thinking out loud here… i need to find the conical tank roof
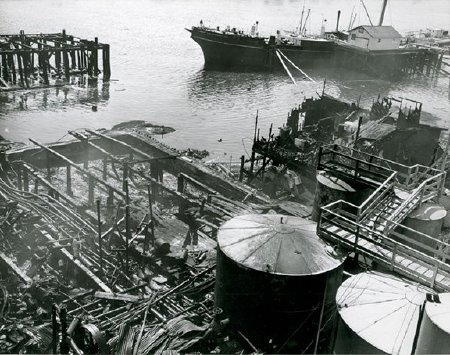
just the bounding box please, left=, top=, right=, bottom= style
left=336, top=271, right=432, bottom=355
left=217, top=214, right=344, bottom=275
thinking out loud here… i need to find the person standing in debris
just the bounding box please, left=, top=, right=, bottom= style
left=182, top=203, right=204, bottom=249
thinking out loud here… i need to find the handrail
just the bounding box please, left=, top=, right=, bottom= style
left=388, top=172, right=445, bottom=228
left=358, top=171, right=397, bottom=219
left=321, top=144, right=443, bottom=188
left=321, top=207, right=450, bottom=274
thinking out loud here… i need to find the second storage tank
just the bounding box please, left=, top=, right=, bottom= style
left=215, top=214, right=345, bottom=353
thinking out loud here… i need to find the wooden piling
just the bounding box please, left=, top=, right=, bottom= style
left=22, top=52, right=30, bottom=88
left=1, top=50, right=8, bottom=82
left=51, top=304, right=59, bottom=354
left=96, top=199, right=104, bottom=275
left=88, top=175, right=94, bottom=206
left=70, top=41, right=76, bottom=69
left=122, top=162, right=128, bottom=192
left=55, top=42, right=61, bottom=72
left=1, top=31, right=110, bottom=89
left=102, top=156, right=108, bottom=180
left=41, top=52, right=49, bottom=85
left=124, top=178, right=131, bottom=272
left=17, top=52, right=24, bottom=87
left=66, top=164, right=72, bottom=195
left=7, top=53, right=16, bottom=84
left=102, top=43, right=111, bottom=80
left=60, top=306, right=69, bottom=354
left=239, top=155, right=245, bottom=182
left=93, top=37, right=99, bottom=77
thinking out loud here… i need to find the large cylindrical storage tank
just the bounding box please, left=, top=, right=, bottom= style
left=312, top=171, right=358, bottom=221
left=334, top=271, right=430, bottom=354
left=215, top=214, right=345, bottom=353
left=415, top=293, right=450, bottom=354
left=398, top=203, right=447, bottom=255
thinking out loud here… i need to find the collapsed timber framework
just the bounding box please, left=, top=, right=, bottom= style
left=0, top=130, right=315, bottom=353
left=0, top=30, right=110, bottom=91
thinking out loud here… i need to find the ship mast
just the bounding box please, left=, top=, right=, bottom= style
left=297, top=1, right=305, bottom=35
left=378, top=0, right=388, bottom=26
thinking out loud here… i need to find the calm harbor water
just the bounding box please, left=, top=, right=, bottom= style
left=0, top=0, right=449, bottom=161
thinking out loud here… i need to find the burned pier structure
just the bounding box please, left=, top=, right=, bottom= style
left=0, top=130, right=316, bottom=353
left=0, top=30, right=110, bottom=91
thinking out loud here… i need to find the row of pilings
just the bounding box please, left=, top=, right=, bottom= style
left=0, top=30, right=110, bottom=89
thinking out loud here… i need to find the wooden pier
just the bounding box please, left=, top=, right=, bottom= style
left=0, top=30, right=110, bottom=91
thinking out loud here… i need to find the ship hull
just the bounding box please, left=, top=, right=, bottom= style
left=189, top=28, right=269, bottom=70
left=188, top=26, right=429, bottom=79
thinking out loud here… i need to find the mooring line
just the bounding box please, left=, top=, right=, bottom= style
left=275, top=50, right=297, bottom=85
left=277, top=49, right=315, bottom=82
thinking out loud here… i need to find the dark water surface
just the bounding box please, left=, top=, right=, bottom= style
left=0, top=0, right=449, bottom=161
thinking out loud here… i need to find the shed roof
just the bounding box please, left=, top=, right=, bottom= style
left=351, top=25, right=402, bottom=39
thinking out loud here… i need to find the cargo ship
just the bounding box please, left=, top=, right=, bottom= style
left=187, top=1, right=443, bottom=78
left=186, top=22, right=334, bottom=71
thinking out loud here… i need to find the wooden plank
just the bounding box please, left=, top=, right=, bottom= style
left=0, top=251, right=32, bottom=284
left=38, top=228, right=112, bottom=293
left=94, top=291, right=142, bottom=303
left=85, top=129, right=176, bottom=162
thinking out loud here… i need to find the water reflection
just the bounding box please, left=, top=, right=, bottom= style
left=0, top=79, right=110, bottom=117
left=187, top=69, right=277, bottom=104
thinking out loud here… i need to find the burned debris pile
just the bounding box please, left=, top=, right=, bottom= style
left=0, top=129, right=310, bottom=353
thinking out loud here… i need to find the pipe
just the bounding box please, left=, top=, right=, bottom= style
left=378, top=0, right=388, bottom=26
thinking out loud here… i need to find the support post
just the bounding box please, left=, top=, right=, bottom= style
left=96, top=199, right=104, bottom=275
left=55, top=42, right=61, bottom=72
left=102, top=156, right=108, bottom=181
left=239, top=155, right=245, bottom=182
left=88, top=175, right=94, bottom=206
left=17, top=52, right=24, bottom=87
left=124, top=178, right=131, bottom=272
left=122, top=162, right=128, bottom=192
left=60, top=306, right=69, bottom=354
left=145, top=184, right=154, bottom=252
left=102, top=43, right=111, bottom=81
left=41, top=52, right=49, bottom=85
left=46, top=151, right=51, bottom=179
left=66, top=164, right=72, bottom=195
left=93, top=37, right=99, bottom=77
left=51, top=304, right=59, bottom=354
left=106, top=187, right=114, bottom=216
left=83, top=140, right=89, bottom=169
left=62, top=29, right=70, bottom=81
left=8, top=53, right=16, bottom=84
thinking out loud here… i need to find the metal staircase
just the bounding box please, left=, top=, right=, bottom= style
left=317, top=144, right=450, bottom=291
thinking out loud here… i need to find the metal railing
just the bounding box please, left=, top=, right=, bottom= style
left=318, top=144, right=443, bottom=189
left=317, top=144, right=449, bottom=289
left=320, top=204, right=450, bottom=290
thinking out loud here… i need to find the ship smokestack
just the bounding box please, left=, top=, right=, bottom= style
left=378, top=0, right=388, bottom=26
left=336, top=10, right=341, bottom=32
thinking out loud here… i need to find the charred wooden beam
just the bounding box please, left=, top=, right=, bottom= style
left=0, top=251, right=32, bottom=284
left=85, top=129, right=177, bottom=162
left=28, top=138, right=125, bottom=201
